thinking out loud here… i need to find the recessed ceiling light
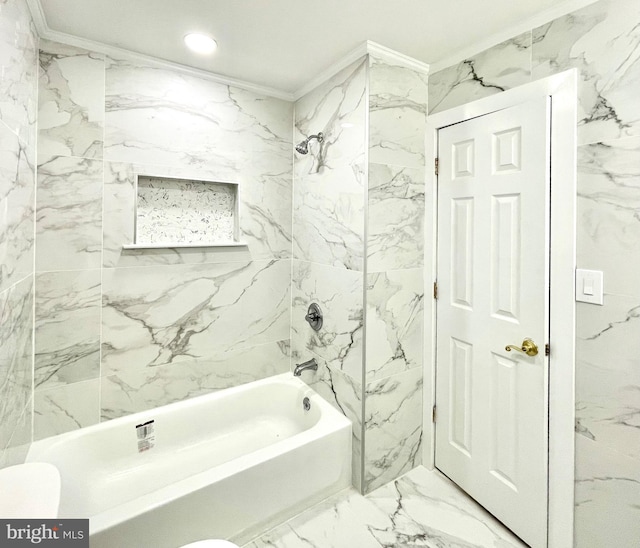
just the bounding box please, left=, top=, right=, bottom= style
left=184, top=33, right=218, bottom=55
left=341, top=122, right=355, bottom=129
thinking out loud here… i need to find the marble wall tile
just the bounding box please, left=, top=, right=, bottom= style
left=35, top=156, right=103, bottom=271
left=0, top=0, right=38, bottom=149
left=364, top=367, right=422, bottom=493
left=240, top=175, right=292, bottom=260
left=293, top=163, right=365, bottom=270
left=291, top=260, right=363, bottom=382
left=367, top=164, right=424, bottom=272
left=532, top=0, right=640, bottom=145
left=102, top=259, right=290, bottom=374
left=0, top=399, right=31, bottom=468
left=34, top=379, right=100, bottom=441
left=429, top=32, right=532, bottom=115
left=575, top=296, right=640, bottom=461
left=35, top=270, right=101, bottom=390
left=104, top=57, right=292, bottom=179
left=302, top=354, right=364, bottom=491
left=574, top=434, right=640, bottom=548
left=0, top=121, right=35, bottom=293
left=369, top=56, right=428, bottom=168
left=294, top=58, right=367, bottom=178
left=38, top=40, right=105, bottom=164
left=577, top=137, right=640, bottom=298
left=0, top=277, right=33, bottom=452
left=366, top=269, right=423, bottom=381
left=101, top=339, right=290, bottom=420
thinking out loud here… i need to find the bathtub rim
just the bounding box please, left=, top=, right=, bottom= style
left=26, top=372, right=352, bottom=535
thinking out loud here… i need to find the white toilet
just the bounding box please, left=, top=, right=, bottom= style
left=180, top=541, right=239, bottom=548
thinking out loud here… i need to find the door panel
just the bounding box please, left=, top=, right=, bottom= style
left=435, top=98, right=551, bottom=548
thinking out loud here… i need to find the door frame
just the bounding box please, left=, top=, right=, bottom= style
left=423, top=69, right=577, bottom=548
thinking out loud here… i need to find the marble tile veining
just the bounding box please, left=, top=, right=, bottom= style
left=366, top=269, right=423, bottom=381
left=0, top=277, right=34, bottom=452
left=576, top=296, right=640, bottom=461
left=246, top=491, right=380, bottom=548
left=428, top=32, right=532, bottom=115
left=364, top=368, right=423, bottom=493
left=574, top=434, right=640, bottom=548
left=369, top=56, right=428, bottom=168
left=293, top=163, right=365, bottom=270
left=0, top=121, right=35, bottom=293
left=293, top=58, right=366, bottom=271
left=101, top=339, right=290, bottom=420
left=302, top=354, right=363, bottom=492
left=295, top=58, right=367, bottom=178
left=239, top=175, right=292, bottom=260
left=246, top=466, right=526, bottom=548
left=0, top=0, right=38, bottom=148
left=532, top=0, right=640, bottom=145
left=34, top=379, right=100, bottom=441
left=0, top=399, right=31, bottom=468
left=38, top=40, right=105, bottom=163
left=577, top=137, right=640, bottom=298
left=291, top=260, right=363, bottom=382
left=367, top=164, right=424, bottom=272
left=105, top=57, right=291, bottom=179
left=35, top=270, right=101, bottom=390
left=102, top=259, right=290, bottom=374
left=35, top=156, right=103, bottom=271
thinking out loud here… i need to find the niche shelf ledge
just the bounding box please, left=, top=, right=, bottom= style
left=123, top=241, right=248, bottom=250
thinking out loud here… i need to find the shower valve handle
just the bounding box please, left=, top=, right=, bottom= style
left=304, top=303, right=323, bottom=331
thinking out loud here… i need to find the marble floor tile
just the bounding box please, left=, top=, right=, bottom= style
left=245, top=467, right=526, bottom=548
left=245, top=490, right=381, bottom=548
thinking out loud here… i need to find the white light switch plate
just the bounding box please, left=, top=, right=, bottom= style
left=576, top=269, right=604, bottom=305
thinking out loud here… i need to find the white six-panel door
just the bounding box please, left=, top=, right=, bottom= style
left=435, top=98, right=551, bottom=548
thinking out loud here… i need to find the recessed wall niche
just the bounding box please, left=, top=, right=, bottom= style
left=124, top=175, right=244, bottom=249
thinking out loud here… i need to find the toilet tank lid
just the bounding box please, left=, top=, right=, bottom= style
left=0, top=463, right=61, bottom=519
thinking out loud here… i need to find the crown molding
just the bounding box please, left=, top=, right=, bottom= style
left=25, top=0, right=48, bottom=36
left=24, top=0, right=295, bottom=101
left=292, top=42, right=370, bottom=101
left=365, top=41, right=430, bottom=76
left=429, top=0, right=599, bottom=73
left=292, top=41, right=429, bottom=101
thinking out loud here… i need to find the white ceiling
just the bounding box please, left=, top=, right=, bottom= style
left=33, top=0, right=594, bottom=97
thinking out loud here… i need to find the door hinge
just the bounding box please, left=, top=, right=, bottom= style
left=432, top=404, right=437, bottom=423
left=545, top=343, right=550, bottom=356
left=433, top=281, right=438, bottom=299
left=434, top=157, right=439, bottom=176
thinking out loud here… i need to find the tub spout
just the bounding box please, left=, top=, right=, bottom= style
left=294, top=358, right=318, bottom=376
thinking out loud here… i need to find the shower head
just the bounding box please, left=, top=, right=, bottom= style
left=295, top=132, right=324, bottom=155
left=295, top=141, right=309, bottom=155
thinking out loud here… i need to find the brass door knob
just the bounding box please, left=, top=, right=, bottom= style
left=505, top=338, right=538, bottom=357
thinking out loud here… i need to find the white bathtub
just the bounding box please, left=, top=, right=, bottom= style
left=27, top=373, right=352, bottom=547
